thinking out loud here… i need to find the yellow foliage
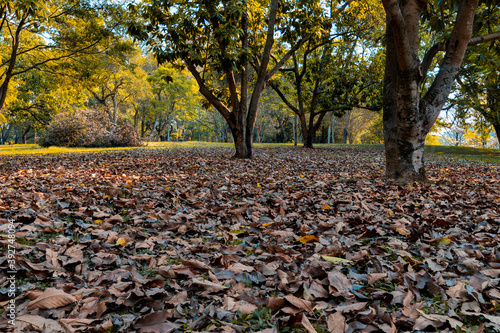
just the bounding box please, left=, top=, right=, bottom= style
left=296, top=235, right=319, bottom=244
left=116, top=238, right=127, bottom=246
left=425, top=135, right=441, bottom=146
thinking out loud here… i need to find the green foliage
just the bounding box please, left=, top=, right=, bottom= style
left=232, top=306, right=274, bottom=331
left=359, top=114, right=384, bottom=144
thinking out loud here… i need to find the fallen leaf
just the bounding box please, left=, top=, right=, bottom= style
left=27, top=288, right=77, bottom=310
left=297, top=235, right=319, bottom=244
left=321, top=255, right=353, bottom=264
left=327, top=312, right=346, bottom=333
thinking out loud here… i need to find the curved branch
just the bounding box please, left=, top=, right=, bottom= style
left=268, top=80, right=300, bottom=115
left=421, top=31, right=500, bottom=85
left=185, top=60, right=233, bottom=126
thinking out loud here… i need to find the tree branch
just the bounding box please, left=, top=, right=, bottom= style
left=382, top=0, right=412, bottom=71
left=268, top=80, right=300, bottom=115
left=12, top=38, right=103, bottom=76
left=420, top=31, right=500, bottom=85
left=267, top=36, right=309, bottom=79
left=185, top=60, right=233, bottom=126
left=421, top=0, right=480, bottom=132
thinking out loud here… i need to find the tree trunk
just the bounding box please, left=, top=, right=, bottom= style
left=494, top=124, right=500, bottom=147
left=382, top=0, right=480, bottom=181
left=331, top=115, right=336, bottom=144
left=383, top=20, right=428, bottom=181
left=342, top=110, right=350, bottom=144
left=141, top=113, right=146, bottom=138
left=298, top=114, right=311, bottom=148
left=0, top=18, right=26, bottom=111
left=112, top=95, right=118, bottom=125
left=148, top=114, right=159, bottom=142
left=22, top=124, right=32, bottom=144
left=166, top=115, right=171, bottom=141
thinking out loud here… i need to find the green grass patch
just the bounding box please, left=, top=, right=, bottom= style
left=0, top=143, right=498, bottom=164
left=425, top=145, right=500, bottom=164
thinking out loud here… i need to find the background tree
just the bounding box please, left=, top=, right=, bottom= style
left=5, top=69, right=86, bottom=143
left=453, top=49, right=500, bottom=144
left=0, top=0, right=114, bottom=112
left=131, top=0, right=337, bottom=158
left=269, top=1, right=384, bottom=148
left=146, top=64, right=199, bottom=142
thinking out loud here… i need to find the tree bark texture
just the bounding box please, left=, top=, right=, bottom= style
left=382, top=0, right=480, bottom=181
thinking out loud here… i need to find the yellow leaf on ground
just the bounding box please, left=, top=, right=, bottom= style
left=296, top=235, right=319, bottom=244
left=322, top=204, right=330, bottom=210
left=439, top=237, right=451, bottom=245
left=395, top=228, right=409, bottom=236
left=321, top=255, right=353, bottom=264
left=116, top=238, right=127, bottom=246
left=262, top=222, right=274, bottom=227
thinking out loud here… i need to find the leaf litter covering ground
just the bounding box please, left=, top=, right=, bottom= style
left=0, top=146, right=499, bottom=333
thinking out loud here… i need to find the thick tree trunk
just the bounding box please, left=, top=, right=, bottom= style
left=166, top=115, right=171, bottom=141
left=383, top=22, right=427, bottom=181
left=494, top=124, right=500, bottom=147
left=298, top=114, right=311, bottom=148
left=112, top=95, right=118, bottom=125
left=141, top=114, right=146, bottom=138
left=229, top=125, right=249, bottom=158
left=382, top=0, right=480, bottom=181
left=0, top=18, right=26, bottom=111
left=304, top=131, right=314, bottom=148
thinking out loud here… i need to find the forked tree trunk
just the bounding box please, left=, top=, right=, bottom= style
left=494, top=124, right=500, bottom=147
left=383, top=20, right=427, bottom=180
left=382, top=0, right=482, bottom=181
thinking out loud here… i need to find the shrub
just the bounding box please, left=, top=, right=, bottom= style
left=39, top=110, right=142, bottom=148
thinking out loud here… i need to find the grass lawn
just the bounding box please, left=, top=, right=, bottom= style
left=1, top=142, right=499, bottom=164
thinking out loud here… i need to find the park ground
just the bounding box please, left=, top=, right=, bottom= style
left=0, top=143, right=499, bottom=332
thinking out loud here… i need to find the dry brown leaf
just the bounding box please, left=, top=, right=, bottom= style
left=182, top=259, right=211, bottom=270
left=15, top=314, right=65, bottom=332
left=27, top=288, right=77, bottom=310
left=328, top=271, right=352, bottom=293
left=134, top=310, right=179, bottom=333
left=308, top=281, right=329, bottom=299
left=327, top=312, right=346, bottom=333
left=191, top=278, right=228, bottom=293
left=414, top=312, right=463, bottom=330
left=105, top=214, right=123, bottom=223
left=334, top=302, right=367, bottom=313
left=367, top=273, right=388, bottom=285
left=284, top=295, right=314, bottom=313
